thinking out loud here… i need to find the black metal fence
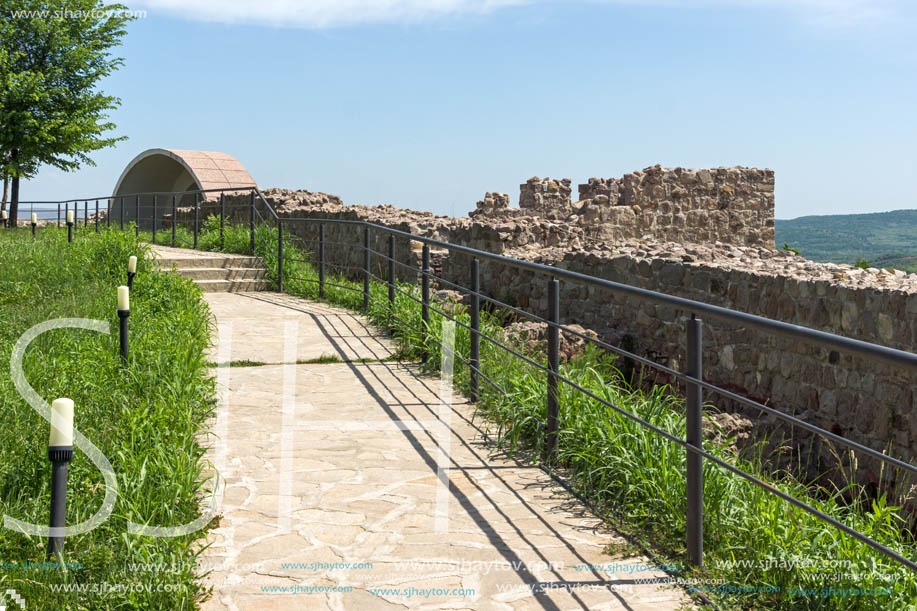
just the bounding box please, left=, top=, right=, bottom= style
left=11, top=188, right=917, bottom=574
left=17, top=188, right=267, bottom=251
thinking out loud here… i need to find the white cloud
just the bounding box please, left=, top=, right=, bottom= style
left=136, top=0, right=530, bottom=28
left=135, top=0, right=903, bottom=29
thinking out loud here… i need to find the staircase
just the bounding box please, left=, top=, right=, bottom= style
left=151, top=246, right=269, bottom=292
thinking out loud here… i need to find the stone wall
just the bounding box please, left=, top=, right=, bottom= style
left=472, top=165, right=775, bottom=248
left=575, top=165, right=775, bottom=246
left=518, top=177, right=574, bottom=219
left=211, top=168, right=914, bottom=494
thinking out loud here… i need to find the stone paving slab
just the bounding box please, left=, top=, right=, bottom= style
left=198, top=292, right=692, bottom=610
left=203, top=292, right=395, bottom=364
left=151, top=244, right=257, bottom=261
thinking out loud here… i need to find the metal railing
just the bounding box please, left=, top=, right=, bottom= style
left=11, top=188, right=917, bottom=574
left=17, top=187, right=271, bottom=254
left=259, top=206, right=917, bottom=574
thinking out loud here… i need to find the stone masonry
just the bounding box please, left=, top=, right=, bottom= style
left=462, top=166, right=774, bottom=247
left=201, top=166, right=914, bottom=497
left=518, top=177, right=574, bottom=219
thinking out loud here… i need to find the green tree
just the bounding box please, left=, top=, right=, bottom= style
left=0, top=1, right=133, bottom=224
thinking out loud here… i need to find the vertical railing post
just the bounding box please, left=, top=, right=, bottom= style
left=171, top=195, right=177, bottom=247
left=152, top=196, right=157, bottom=244
left=57, top=204, right=61, bottom=227
left=95, top=200, right=99, bottom=233
left=363, top=226, right=370, bottom=310
left=119, top=197, right=124, bottom=231
left=545, top=278, right=560, bottom=460
left=249, top=191, right=255, bottom=256
left=107, top=198, right=111, bottom=228
left=277, top=220, right=284, bottom=292
left=84, top=201, right=88, bottom=227
left=686, top=315, right=704, bottom=568
left=421, top=244, right=430, bottom=364
left=219, top=192, right=225, bottom=250
left=388, top=235, right=395, bottom=307
left=193, top=194, right=199, bottom=249
left=318, top=224, right=325, bottom=298
left=135, top=196, right=140, bottom=237
left=469, top=258, right=480, bottom=402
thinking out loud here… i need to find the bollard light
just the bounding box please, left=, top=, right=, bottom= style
left=118, top=286, right=130, bottom=365
left=127, top=256, right=137, bottom=290
left=66, top=209, right=74, bottom=243
left=31, top=213, right=37, bottom=238
left=47, top=398, right=74, bottom=560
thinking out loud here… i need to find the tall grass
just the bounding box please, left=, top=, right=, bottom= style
left=0, top=226, right=214, bottom=608
left=140, top=216, right=256, bottom=255
left=225, top=223, right=917, bottom=610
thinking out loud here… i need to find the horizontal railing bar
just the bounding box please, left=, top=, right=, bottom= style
left=280, top=216, right=365, bottom=226
left=375, top=274, right=558, bottom=381
left=322, top=261, right=360, bottom=272
left=559, top=371, right=917, bottom=572
left=283, top=257, right=360, bottom=274
left=285, top=277, right=361, bottom=294
left=366, top=246, right=392, bottom=261
left=374, top=261, right=917, bottom=475
left=366, top=270, right=510, bottom=392
left=362, top=292, right=508, bottom=396
left=18, top=186, right=258, bottom=204
left=693, top=378, right=917, bottom=474
left=287, top=238, right=360, bottom=249
left=365, top=225, right=917, bottom=370
left=542, top=322, right=917, bottom=475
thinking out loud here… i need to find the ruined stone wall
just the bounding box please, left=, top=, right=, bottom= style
left=210, top=172, right=914, bottom=490
left=472, top=166, right=775, bottom=248
left=518, top=177, right=573, bottom=219
left=481, top=242, right=915, bottom=487
left=575, top=165, right=775, bottom=247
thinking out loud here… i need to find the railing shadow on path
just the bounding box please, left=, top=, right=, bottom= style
left=236, top=291, right=676, bottom=609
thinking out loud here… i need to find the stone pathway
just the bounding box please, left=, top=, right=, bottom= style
left=196, top=290, right=693, bottom=610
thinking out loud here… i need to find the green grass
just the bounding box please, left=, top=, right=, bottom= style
left=0, top=226, right=215, bottom=609
left=237, top=224, right=917, bottom=610
left=140, top=216, right=255, bottom=255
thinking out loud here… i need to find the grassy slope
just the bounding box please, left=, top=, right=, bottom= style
left=200, top=219, right=917, bottom=610
left=774, top=209, right=917, bottom=267
left=0, top=227, right=214, bottom=609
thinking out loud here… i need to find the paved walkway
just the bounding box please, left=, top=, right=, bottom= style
left=197, top=290, right=692, bottom=610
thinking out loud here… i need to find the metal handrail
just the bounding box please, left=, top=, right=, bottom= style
left=270, top=217, right=917, bottom=573
left=15, top=190, right=916, bottom=575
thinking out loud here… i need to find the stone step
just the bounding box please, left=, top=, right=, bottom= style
left=195, top=279, right=271, bottom=293
left=176, top=267, right=266, bottom=281
left=155, top=256, right=263, bottom=270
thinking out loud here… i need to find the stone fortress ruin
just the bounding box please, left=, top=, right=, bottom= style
left=205, top=164, right=913, bottom=496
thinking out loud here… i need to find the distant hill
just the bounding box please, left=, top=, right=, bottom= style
left=774, top=209, right=917, bottom=270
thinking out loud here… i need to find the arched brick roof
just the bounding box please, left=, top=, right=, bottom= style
left=112, top=148, right=257, bottom=202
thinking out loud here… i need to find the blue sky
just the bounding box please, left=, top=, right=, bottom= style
left=23, top=0, right=917, bottom=219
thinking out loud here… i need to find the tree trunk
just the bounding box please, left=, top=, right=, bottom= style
left=1, top=174, right=7, bottom=213
left=10, top=176, right=19, bottom=226
left=9, top=149, right=19, bottom=225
